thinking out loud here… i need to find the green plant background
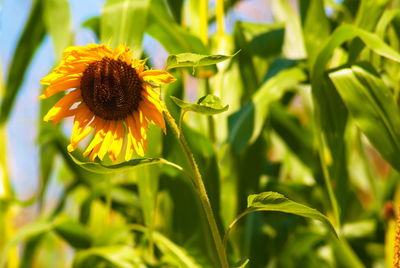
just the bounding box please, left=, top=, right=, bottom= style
left=1, top=0, right=400, bottom=267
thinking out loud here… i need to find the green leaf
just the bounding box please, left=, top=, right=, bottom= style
left=0, top=0, right=46, bottom=124
left=0, top=220, right=53, bottom=267
left=82, top=17, right=100, bottom=39
left=170, top=95, right=229, bottom=115
left=101, top=0, right=151, bottom=56
left=310, top=23, right=400, bottom=220
left=302, top=0, right=330, bottom=68
left=269, top=103, right=317, bottom=172
left=232, top=258, right=250, bottom=268
left=131, top=224, right=202, bottom=267
left=0, top=217, right=92, bottom=266
left=312, top=25, right=400, bottom=81
left=271, top=0, right=307, bottom=59
left=228, top=66, right=305, bottom=153
left=43, top=0, right=72, bottom=58
left=53, top=219, right=92, bottom=249
left=247, top=192, right=337, bottom=237
left=147, top=0, right=207, bottom=54
left=329, top=64, right=400, bottom=171
left=73, top=246, right=143, bottom=268
left=166, top=53, right=236, bottom=70
left=68, top=153, right=165, bottom=174
left=354, top=0, right=389, bottom=31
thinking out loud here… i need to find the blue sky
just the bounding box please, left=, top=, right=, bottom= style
left=1, top=0, right=105, bottom=198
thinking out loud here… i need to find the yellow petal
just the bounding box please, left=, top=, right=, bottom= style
left=69, top=108, right=95, bottom=151
left=98, top=120, right=116, bottom=161
left=108, top=121, right=124, bottom=162
left=139, top=70, right=176, bottom=84
left=40, top=77, right=81, bottom=99
left=83, top=119, right=108, bottom=157
left=43, top=90, right=82, bottom=122
left=126, top=115, right=145, bottom=157
left=140, top=100, right=166, bottom=133
left=89, top=143, right=102, bottom=162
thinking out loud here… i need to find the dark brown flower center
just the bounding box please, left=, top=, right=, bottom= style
left=80, top=57, right=142, bottom=120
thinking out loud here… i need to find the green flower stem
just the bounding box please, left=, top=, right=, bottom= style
left=164, top=109, right=229, bottom=268
left=204, top=78, right=216, bottom=144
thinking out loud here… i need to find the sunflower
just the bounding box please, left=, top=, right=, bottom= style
left=40, top=44, right=176, bottom=162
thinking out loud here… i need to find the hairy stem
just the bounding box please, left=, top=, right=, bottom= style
left=164, top=109, right=229, bottom=268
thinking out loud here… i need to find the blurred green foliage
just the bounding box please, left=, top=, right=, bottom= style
left=1, top=0, right=400, bottom=267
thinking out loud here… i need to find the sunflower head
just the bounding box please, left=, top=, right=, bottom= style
left=40, top=44, right=176, bottom=162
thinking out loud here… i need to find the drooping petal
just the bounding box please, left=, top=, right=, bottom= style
left=140, top=99, right=166, bottom=133
left=40, top=77, right=81, bottom=99
left=44, top=90, right=82, bottom=122
left=68, top=107, right=95, bottom=152
left=108, top=121, right=124, bottom=162
left=141, top=86, right=165, bottom=112
left=125, top=115, right=145, bottom=157
left=98, top=120, right=116, bottom=161
left=83, top=119, right=109, bottom=158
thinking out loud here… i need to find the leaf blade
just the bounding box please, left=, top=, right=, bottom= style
left=247, top=192, right=337, bottom=237
left=166, top=53, right=236, bottom=70
left=171, top=95, right=229, bottom=115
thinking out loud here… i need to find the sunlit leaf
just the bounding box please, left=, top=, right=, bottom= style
left=329, top=64, right=400, bottom=171
left=166, top=53, right=236, bottom=70
left=302, top=0, right=330, bottom=68
left=43, top=0, right=72, bottom=58
left=171, top=95, right=229, bottom=115
left=73, top=246, right=143, bottom=268
left=247, top=192, right=337, bottom=237
left=101, top=0, right=151, bottom=56
left=228, top=67, right=305, bottom=153
left=147, top=0, right=207, bottom=54
left=82, top=17, right=100, bottom=39
left=271, top=0, right=307, bottom=59
left=232, top=258, right=250, bottom=268
left=69, top=153, right=167, bottom=174
left=0, top=220, right=53, bottom=267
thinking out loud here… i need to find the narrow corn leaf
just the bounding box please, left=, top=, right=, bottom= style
left=171, top=95, right=229, bottom=115
left=166, top=53, right=236, bottom=70
left=101, top=0, right=151, bottom=56
left=73, top=246, right=143, bottom=268
left=232, top=258, right=250, bottom=268
left=302, top=0, right=330, bottom=68
left=354, top=0, right=389, bottom=31
left=0, top=217, right=92, bottom=266
left=0, top=0, right=45, bottom=124
left=0, top=220, right=53, bottom=267
left=135, top=125, right=162, bottom=253
left=228, top=67, right=305, bottom=153
left=313, top=25, right=400, bottom=80
left=271, top=0, right=307, bottom=59
left=43, top=0, right=72, bottom=58
left=82, top=17, right=100, bottom=40
left=329, top=65, right=400, bottom=171
left=147, top=0, right=207, bottom=54
left=132, top=224, right=201, bottom=267
left=311, top=24, right=400, bottom=217
left=53, top=219, right=92, bottom=249
left=247, top=192, right=337, bottom=237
